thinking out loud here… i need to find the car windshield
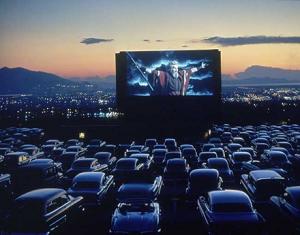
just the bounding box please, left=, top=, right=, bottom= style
left=73, top=181, right=99, bottom=189
left=212, top=203, right=252, bottom=213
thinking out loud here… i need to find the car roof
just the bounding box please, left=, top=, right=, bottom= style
left=116, top=158, right=138, bottom=170
left=190, top=169, right=219, bottom=180
left=18, top=162, right=53, bottom=171
left=74, top=158, right=96, bottom=163
left=249, top=170, right=284, bottom=181
left=6, top=151, right=28, bottom=157
left=95, top=152, right=111, bottom=157
left=29, top=159, right=54, bottom=165
left=117, top=183, right=155, bottom=202
left=209, top=190, right=252, bottom=206
left=16, top=188, right=66, bottom=204
left=73, top=172, right=105, bottom=183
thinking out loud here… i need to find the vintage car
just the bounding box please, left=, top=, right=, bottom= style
left=41, top=144, right=57, bottom=157
left=272, top=137, right=288, bottom=146
left=124, top=149, right=140, bottom=157
left=209, top=147, right=225, bottom=158
left=153, top=144, right=167, bottom=150
left=180, top=144, right=194, bottom=151
left=208, top=138, right=223, bottom=148
left=65, top=139, right=83, bottom=148
left=253, top=143, right=270, bottom=158
left=186, top=169, right=222, bottom=200
left=260, top=150, right=292, bottom=172
left=232, top=137, right=245, bottom=146
left=63, top=158, right=108, bottom=186
left=270, top=186, right=300, bottom=232
left=68, top=172, right=114, bottom=206
left=238, top=147, right=256, bottom=159
left=29, top=158, right=63, bottom=172
left=94, top=152, right=117, bottom=171
left=88, top=139, right=106, bottom=147
left=161, top=159, right=189, bottom=198
left=182, top=147, right=198, bottom=169
left=152, top=149, right=167, bottom=172
left=111, top=158, right=143, bottom=185
left=145, top=138, right=158, bottom=151
left=1, top=152, right=30, bottom=174
left=22, top=146, right=44, bottom=159
left=50, top=147, right=66, bottom=161
left=269, top=147, right=291, bottom=158
left=163, top=151, right=182, bottom=165
left=116, top=144, right=134, bottom=158
left=164, top=138, right=178, bottom=151
left=198, top=190, right=265, bottom=234
left=239, top=132, right=251, bottom=145
left=14, top=159, right=63, bottom=194
left=117, top=177, right=162, bottom=202
left=128, top=144, right=144, bottom=152
left=19, top=144, right=37, bottom=150
left=5, top=188, right=83, bottom=233
left=202, top=158, right=235, bottom=186
left=241, top=170, right=285, bottom=204
left=44, top=139, right=64, bottom=147
left=102, top=144, right=117, bottom=155
left=110, top=182, right=161, bottom=234
left=198, top=152, right=218, bottom=165
left=85, top=145, right=102, bottom=157
left=65, top=146, right=86, bottom=156
left=277, top=141, right=294, bottom=154
left=220, top=132, right=233, bottom=144
left=224, top=143, right=242, bottom=157
left=129, top=153, right=152, bottom=169
left=201, top=143, right=215, bottom=152
left=229, top=151, right=252, bottom=177
left=57, top=152, right=81, bottom=173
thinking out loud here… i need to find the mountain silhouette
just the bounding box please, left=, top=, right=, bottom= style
left=223, top=65, right=300, bottom=85
left=0, top=67, right=76, bottom=94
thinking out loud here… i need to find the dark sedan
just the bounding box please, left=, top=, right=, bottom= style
left=198, top=190, right=265, bottom=234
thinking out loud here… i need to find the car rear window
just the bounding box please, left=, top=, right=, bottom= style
left=212, top=203, right=252, bottom=213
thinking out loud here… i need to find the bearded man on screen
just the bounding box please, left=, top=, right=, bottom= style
left=144, top=60, right=207, bottom=96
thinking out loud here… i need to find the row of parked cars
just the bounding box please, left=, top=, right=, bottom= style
left=0, top=124, right=300, bottom=234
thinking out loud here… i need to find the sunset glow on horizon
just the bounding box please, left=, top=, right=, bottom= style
left=1, top=0, right=300, bottom=78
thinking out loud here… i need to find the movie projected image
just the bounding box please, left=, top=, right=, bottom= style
left=125, top=50, right=219, bottom=96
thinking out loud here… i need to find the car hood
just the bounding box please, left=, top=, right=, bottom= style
left=112, top=211, right=159, bottom=233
